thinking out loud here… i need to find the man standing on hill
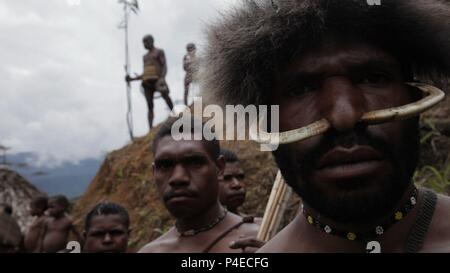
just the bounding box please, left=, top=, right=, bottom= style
left=183, top=43, right=197, bottom=105
left=126, top=35, right=174, bottom=130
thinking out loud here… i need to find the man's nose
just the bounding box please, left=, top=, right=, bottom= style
left=103, top=233, right=113, bottom=244
left=168, top=164, right=190, bottom=187
left=230, top=178, right=242, bottom=190
left=321, top=77, right=366, bottom=132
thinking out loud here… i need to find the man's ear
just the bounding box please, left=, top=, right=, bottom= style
left=216, top=155, right=225, bottom=176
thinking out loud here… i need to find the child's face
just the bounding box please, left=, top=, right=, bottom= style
left=47, top=199, right=65, bottom=217
left=83, top=215, right=129, bottom=253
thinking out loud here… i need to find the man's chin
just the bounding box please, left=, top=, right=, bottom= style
left=226, top=196, right=245, bottom=209
left=166, top=204, right=198, bottom=219
left=297, top=177, right=408, bottom=223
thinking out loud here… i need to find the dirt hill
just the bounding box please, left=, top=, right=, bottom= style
left=71, top=133, right=278, bottom=250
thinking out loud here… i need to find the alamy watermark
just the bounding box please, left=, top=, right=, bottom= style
left=366, top=0, right=381, bottom=6
left=169, top=98, right=280, bottom=152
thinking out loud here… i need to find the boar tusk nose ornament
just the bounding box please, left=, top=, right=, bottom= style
left=250, top=83, right=445, bottom=145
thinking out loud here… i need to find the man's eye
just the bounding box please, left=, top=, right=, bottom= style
left=360, top=72, right=391, bottom=86
left=185, top=156, right=206, bottom=168
left=288, top=83, right=316, bottom=97
left=236, top=174, right=245, bottom=180
left=223, top=175, right=233, bottom=181
left=90, top=232, right=105, bottom=238
left=110, top=230, right=126, bottom=236
left=155, top=160, right=174, bottom=171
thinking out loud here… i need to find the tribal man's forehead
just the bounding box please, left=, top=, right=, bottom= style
left=280, top=40, right=402, bottom=77
left=200, top=0, right=450, bottom=106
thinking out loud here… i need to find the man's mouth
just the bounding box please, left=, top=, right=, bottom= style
left=315, top=145, right=385, bottom=181
left=165, top=191, right=196, bottom=202
left=228, top=192, right=245, bottom=202
left=228, top=192, right=246, bottom=201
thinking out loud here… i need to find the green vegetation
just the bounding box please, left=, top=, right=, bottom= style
left=415, top=164, right=450, bottom=194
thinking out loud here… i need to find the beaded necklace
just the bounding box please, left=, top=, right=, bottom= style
left=176, top=209, right=228, bottom=237
left=302, top=188, right=418, bottom=247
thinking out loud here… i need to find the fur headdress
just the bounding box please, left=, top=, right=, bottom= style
left=200, top=0, right=450, bottom=106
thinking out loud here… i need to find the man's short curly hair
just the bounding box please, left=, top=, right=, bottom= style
left=220, top=149, right=240, bottom=163
left=201, top=0, right=450, bottom=106
left=151, top=116, right=221, bottom=160
left=84, top=202, right=130, bottom=232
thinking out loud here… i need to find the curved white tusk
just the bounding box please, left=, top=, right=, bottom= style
left=249, top=117, right=330, bottom=145
left=361, top=82, right=445, bottom=124
left=250, top=82, right=445, bottom=145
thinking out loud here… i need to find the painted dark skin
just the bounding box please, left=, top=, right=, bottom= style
left=258, top=38, right=450, bottom=252
left=218, top=162, right=247, bottom=214
left=83, top=215, right=130, bottom=253
left=139, top=137, right=260, bottom=253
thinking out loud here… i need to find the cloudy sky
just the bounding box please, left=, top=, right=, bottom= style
left=0, top=0, right=239, bottom=167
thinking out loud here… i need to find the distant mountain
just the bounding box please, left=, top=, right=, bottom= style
left=6, top=152, right=102, bottom=198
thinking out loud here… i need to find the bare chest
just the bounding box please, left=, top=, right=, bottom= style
left=144, top=51, right=160, bottom=65
left=46, top=218, right=71, bottom=232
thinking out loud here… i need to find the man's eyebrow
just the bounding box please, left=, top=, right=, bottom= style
left=290, top=59, right=401, bottom=79
left=182, top=153, right=209, bottom=160
left=155, top=152, right=208, bottom=161
left=185, top=152, right=208, bottom=157
left=348, top=59, right=401, bottom=73
left=88, top=229, right=105, bottom=233
left=154, top=157, right=173, bottom=163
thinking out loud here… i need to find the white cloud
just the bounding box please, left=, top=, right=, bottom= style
left=0, top=0, right=239, bottom=167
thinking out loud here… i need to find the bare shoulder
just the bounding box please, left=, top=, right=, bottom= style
left=225, top=213, right=260, bottom=237
left=257, top=219, right=302, bottom=253
left=33, top=216, right=48, bottom=227
left=63, top=215, right=74, bottom=226
left=236, top=219, right=260, bottom=237
left=48, top=215, right=73, bottom=229
left=138, top=228, right=177, bottom=253
left=422, top=193, right=450, bottom=252
left=257, top=230, right=287, bottom=253
left=157, top=48, right=165, bottom=55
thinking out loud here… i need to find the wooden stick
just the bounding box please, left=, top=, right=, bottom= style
left=257, top=170, right=291, bottom=241
left=257, top=171, right=281, bottom=240
left=266, top=182, right=292, bottom=240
